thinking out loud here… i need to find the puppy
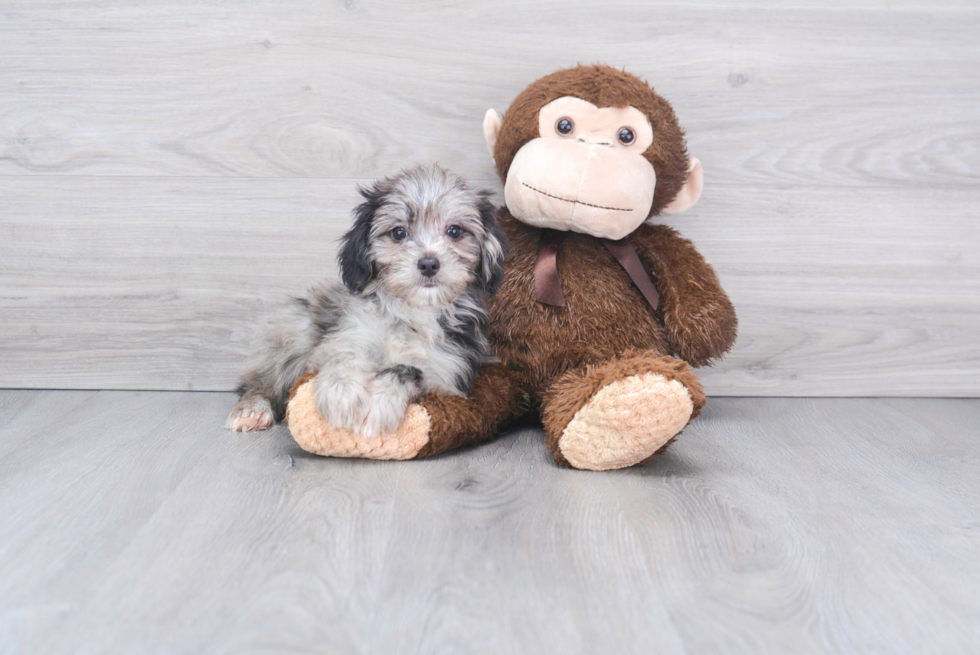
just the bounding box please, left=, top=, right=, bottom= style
left=226, top=164, right=508, bottom=437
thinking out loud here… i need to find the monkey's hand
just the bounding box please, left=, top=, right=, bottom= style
left=284, top=364, right=526, bottom=460
left=633, top=224, right=738, bottom=367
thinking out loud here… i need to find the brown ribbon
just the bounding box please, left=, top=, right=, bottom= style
left=533, top=229, right=660, bottom=312
left=534, top=229, right=567, bottom=306
left=601, top=236, right=661, bottom=311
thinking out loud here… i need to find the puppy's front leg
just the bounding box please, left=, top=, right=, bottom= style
left=313, top=364, right=374, bottom=435
left=360, top=365, right=424, bottom=438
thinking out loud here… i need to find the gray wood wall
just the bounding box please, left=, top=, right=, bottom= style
left=1, top=0, right=978, bottom=396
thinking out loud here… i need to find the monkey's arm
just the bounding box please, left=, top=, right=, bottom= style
left=633, top=224, right=738, bottom=367
left=415, top=363, right=531, bottom=457
left=285, top=363, right=529, bottom=460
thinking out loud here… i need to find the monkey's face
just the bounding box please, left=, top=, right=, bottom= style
left=484, top=71, right=704, bottom=240
left=501, top=96, right=656, bottom=240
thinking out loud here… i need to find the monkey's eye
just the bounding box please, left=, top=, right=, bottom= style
left=390, top=227, right=408, bottom=242
left=446, top=225, right=463, bottom=240
left=618, top=127, right=635, bottom=145
left=555, top=117, right=575, bottom=136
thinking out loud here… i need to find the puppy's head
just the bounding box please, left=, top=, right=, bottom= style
left=338, top=164, right=508, bottom=307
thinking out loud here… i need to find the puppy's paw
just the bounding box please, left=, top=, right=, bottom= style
left=226, top=398, right=275, bottom=432
left=379, top=365, right=424, bottom=388
left=359, top=398, right=408, bottom=438
left=314, top=373, right=371, bottom=434
left=359, top=365, right=424, bottom=437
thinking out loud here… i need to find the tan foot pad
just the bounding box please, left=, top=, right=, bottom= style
left=558, top=372, right=694, bottom=471
left=285, top=380, right=430, bottom=460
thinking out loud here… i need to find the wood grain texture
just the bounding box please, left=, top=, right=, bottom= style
left=0, top=390, right=978, bottom=653
left=0, top=1, right=977, bottom=187
left=1, top=0, right=979, bottom=394
left=880, top=397, right=980, bottom=450
left=2, top=177, right=977, bottom=394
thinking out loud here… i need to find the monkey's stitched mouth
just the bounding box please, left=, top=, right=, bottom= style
left=522, top=182, right=632, bottom=212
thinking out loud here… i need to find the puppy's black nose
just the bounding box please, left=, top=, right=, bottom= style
left=417, top=257, right=440, bottom=277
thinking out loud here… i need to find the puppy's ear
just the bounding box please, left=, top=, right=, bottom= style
left=339, top=182, right=384, bottom=294
left=475, top=191, right=509, bottom=295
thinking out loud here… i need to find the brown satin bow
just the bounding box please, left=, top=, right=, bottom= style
left=534, top=229, right=660, bottom=311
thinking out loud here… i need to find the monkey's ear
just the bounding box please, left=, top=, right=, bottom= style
left=476, top=191, right=509, bottom=295
left=483, top=109, right=502, bottom=159
left=338, top=184, right=382, bottom=293
left=662, top=157, right=704, bottom=216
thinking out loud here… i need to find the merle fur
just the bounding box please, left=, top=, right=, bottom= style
left=229, top=165, right=507, bottom=434
left=339, top=182, right=386, bottom=294
left=476, top=190, right=509, bottom=295
left=381, top=365, right=424, bottom=385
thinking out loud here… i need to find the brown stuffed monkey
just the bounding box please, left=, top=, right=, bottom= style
left=287, top=65, right=737, bottom=470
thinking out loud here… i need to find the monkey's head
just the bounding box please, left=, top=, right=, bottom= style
left=484, top=65, right=702, bottom=241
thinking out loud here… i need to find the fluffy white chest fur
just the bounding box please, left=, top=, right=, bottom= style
left=309, top=287, right=478, bottom=398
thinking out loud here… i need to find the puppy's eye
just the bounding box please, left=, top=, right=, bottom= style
left=446, top=225, right=463, bottom=239
left=555, top=117, right=574, bottom=136
left=390, top=227, right=408, bottom=242
left=617, top=127, right=635, bottom=145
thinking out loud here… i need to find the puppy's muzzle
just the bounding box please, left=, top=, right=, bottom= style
left=417, top=257, right=440, bottom=278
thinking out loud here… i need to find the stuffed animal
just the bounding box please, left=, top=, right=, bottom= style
left=287, top=64, right=737, bottom=470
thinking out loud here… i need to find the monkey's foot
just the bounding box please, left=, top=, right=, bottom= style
left=285, top=379, right=430, bottom=460
left=558, top=373, right=693, bottom=470
left=226, top=398, right=275, bottom=432
left=543, top=353, right=705, bottom=471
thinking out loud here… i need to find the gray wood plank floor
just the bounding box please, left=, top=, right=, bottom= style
left=1, top=391, right=977, bottom=654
